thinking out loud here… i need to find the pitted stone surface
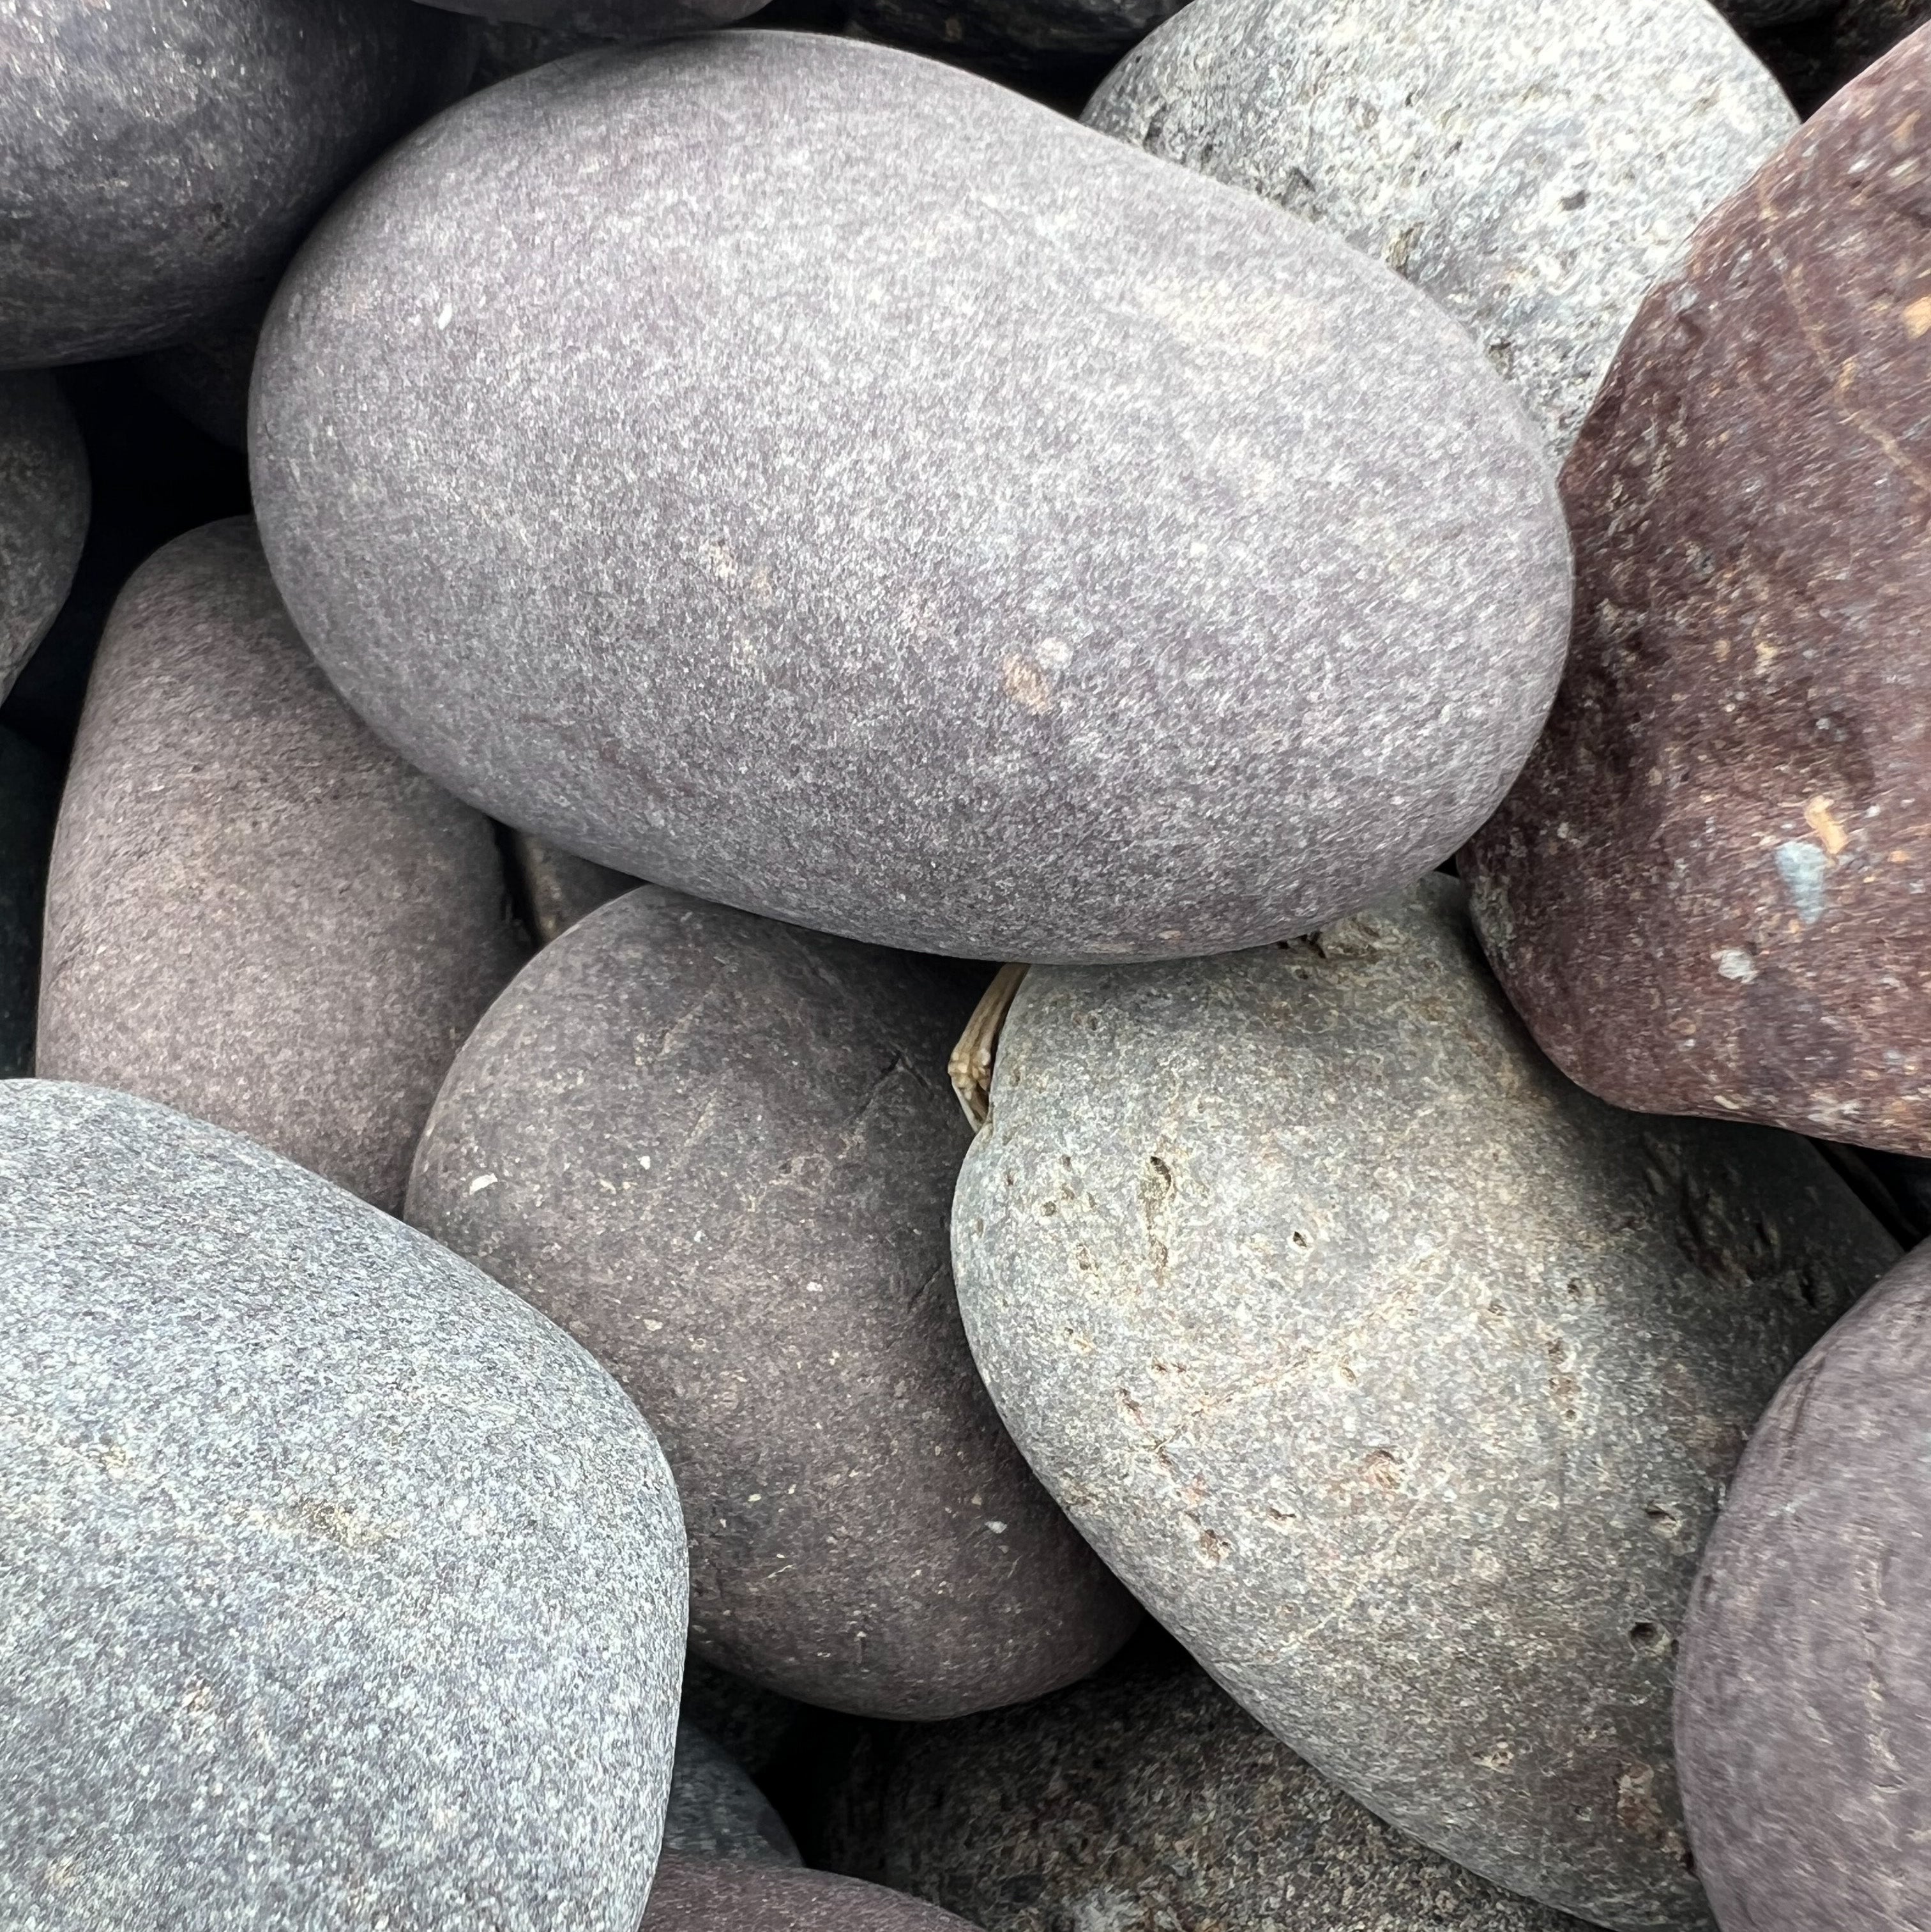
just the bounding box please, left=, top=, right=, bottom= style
left=1085, top=0, right=1794, bottom=458
left=666, top=1721, right=801, bottom=1864
left=0, top=372, right=89, bottom=696
left=0, top=1079, right=687, bottom=1932
left=951, top=876, right=1897, bottom=1930
left=37, top=519, right=527, bottom=1213
left=253, top=31, right=1571, bottom=964
left=0, top=727, right=57, bottom=1076
left=643, top=1857, right=978, bottom=1932
left=1463, top=29, right=1931, bottom=1157
left=0, top=0, right=474, bottom=367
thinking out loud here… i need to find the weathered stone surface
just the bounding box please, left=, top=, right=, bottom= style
left=508, top=827, right=640, bottom=943
left=134, top=314, right=261, bottom=450
left=952, top=874, right=1898, bottom=1930
left=0, top=373, right=89, bottom=696
left=0, top=728, right=58, bottom=1076
left=1677, top=1240, right=1931, bottom=1931
left=409, top=885, right=1137, bottom=1716
left=254, top=31, right=1570, bottom=965
left=1463, top=31, right=1931, bottom=1157
left=0, top=0, right=474, bottom=368
left=37, top=518, right=526, bottom=1213
left=644, top=1856, right=977, bottom=1932
left=849, top=0, right=1181, bottom=85
left=667, top=1721, right=801, bottom=1864
left=0, top=1079, right=687, bottom=1931
left=428, top=0, right=760, bottom=40
left=820, top=1631, right=1588, bottom=1932
left=1086, top=0, right=1793, bottom=459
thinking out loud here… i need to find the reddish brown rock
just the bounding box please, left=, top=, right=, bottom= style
left=1464, top=29, right=1931, bottom=1157
left=642, top=1856, right=974, bottom=1932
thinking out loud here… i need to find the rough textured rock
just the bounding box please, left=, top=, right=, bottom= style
left=667, top=1721, right=801, bottom=1864
left=508, top=827, right=640, bottom=943
left=1463, top=29, right=1931, bottom=1159
left=0, top=373, right=89, bottom=696
left=0, top=728, right=58, bottom=1076
left=952, top=874, right=1898, bottom=1931
left=427, top=0, right=761, bottom=40
left=254, top=31, right=1570, bottom=965
left=849, top=0, right=1183, bottom=85
left=410, top=884, right=1137, bottom=1717
left=819, top=1631, right=1589, bottom=1932
left=1085, top=0, right=1794, bottom=459
left=0, top=1079, right=687, bottom=1932
left=134, top=314, right=262, bottom=450
left=1676, top=1242, right=1931, bottom=1932
left=644, top=1856, right=977, bottom=1932
left=37, top=518, right=527, bottom=1213
left=0, top=0, right=474, bottom=368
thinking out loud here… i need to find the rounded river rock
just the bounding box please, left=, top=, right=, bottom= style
left=1084, top=0, right=1794, bottom=458
left=253, top=31, right=1571, bottom=964
left=1463, top=27, right=1931, bottom=1157
left=38, top=519, right=527, bottom=1213
left=409, top=885, right=1139, bottom=1717
left=0, top=1079, right=688, bottom=1931
left=643, top=1856, right=978, bottom=1932
left=0, top=372, right=89, bottom=697
left=951, top=874, right=1898, bottom=1929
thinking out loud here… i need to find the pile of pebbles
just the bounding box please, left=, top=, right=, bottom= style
left=1, top=0, right=1926, bottom=1927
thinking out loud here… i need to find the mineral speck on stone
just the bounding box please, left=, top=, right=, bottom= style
left=0, top=371, right=89, bottom=696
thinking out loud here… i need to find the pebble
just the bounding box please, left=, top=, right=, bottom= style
left=1676, top=1240, right=1931, bottom=1932
left=0, top=1079, right=688, bottom=1931
left=667, top=1721, right=802, bottom=1864
left=36, top=518, right=527, bottom=1213
left=1084, top=0, right=1794, bottom=457
left=408, top=885, right=1139, bottom=1717
left=0, top=0, right=475, bottom=367
left=0, top=729, right=59, bottom=1076
left=951, top=874, right=1897, bottom=1929
left=0, top=372, right=89, bottom=696
left=1463, top=27, right=1931, bottom=1157
left=643, top=1856, right=978, bottom=1931
left=252, top=31, right=1571, bottom=964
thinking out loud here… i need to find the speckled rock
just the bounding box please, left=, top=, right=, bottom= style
left=0, top=373, right=89, bottom=695
left=36, top=519, right=527, bottom=1213
left=667, top=1721, right=801, bottom=1864
left=254, top=31, right=1571, bottom=965
left=849, top=0, right=1183, bottom=84
left=508, top=828, right=640, bottom=943
left=1677, top=1242, right=1931, bottom=1932
left=0, top=1078, right=687, bottom=1931
left=819, top=1633, right=1587, bottom=1932
left=1463, top=29, right=1931, bottom=1159
left=409, top=885, right=1137, bottom=1715
left=0, top=0, right=474, bottom=368
left=644, top=1857, right=978, bottom=1932
left=952, top=874, right=1898, bottom=1930
left=0, top=729, right=59, bottom=1076
left=134, top=314, right=262, bottom=450
left=1085, top=0, right=1793, bottom=459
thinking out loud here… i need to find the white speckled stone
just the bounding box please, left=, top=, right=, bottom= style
left=667, top=1721, right=801, bottom=1864
left=0, top=1079, right=688, bottom=1931
left=1085, top=0, right=1795, bottom=457
left=252, top=31, right=1571, bottom=964
left=0, top=372, right=88, bottom=696
left=951, top=875, right=1897, bottom=1930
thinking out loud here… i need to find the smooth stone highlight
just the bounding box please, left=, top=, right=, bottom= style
left=37, top=519, right=527, bottom=1213
left=643, top=1857, right=978, bottom=1932
left=952, top=876, right=1897, bottom=1929
left=0, top=1079, right=687, bottom=1932
left=667, top=1721, right=801, bottom=1864
left=0, top=372, right=89, bottom=696
left=253, top=31, right=1571, bottom=964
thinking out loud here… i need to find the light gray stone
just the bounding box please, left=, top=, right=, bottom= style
left=951, top=875, right=1898, bottom=1931
left=0, top=1078, right=688, bottom=1931
left=644, top=1856, right=978, bottom=1932
left=667, top=1720, right=801, bottom=1864
left=1085, top=0, right=1794, bottom=459
left=408, top=885, right=1138, bottom=1717
left=0, top=727, right=59, bottom=1076
left=0, top=372, right=89, bottom=696
left=252, top=31, right=1571, bottom=964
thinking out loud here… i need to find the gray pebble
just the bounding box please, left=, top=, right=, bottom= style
left=0, top=728, right=59, bottom=1076
left=644, top=1856, right=979, bottom=1932
left=252, top=31, right=1571, bottom=964
left=951, top=874, right=1897, bottom=1929
left=36, top=519, right=527, bottom=1213
left=1085, top=0, right=1794, bottom=458
left=0, top=1078, right=687, bottom=1931
left=0, top=372, right=89, bottom=696
left=408, top=884, right=1139, bottom=1717
left=668, top=1720, right=801, bottom=1864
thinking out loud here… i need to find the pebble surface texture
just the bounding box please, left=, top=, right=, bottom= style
left=849, top=0, right=1186, bottom=83
left=665, top=1721, right=802, bottom=1864
left=0, top=372, right=89, bottom=696
left=0, top=1079, right=688, bottom=1932
left=1462, top=29, right=1931, bottom=1157
left=951, top=875, right=1898, bottom=1931
left=252, top=31, right=1571, bottom=965
left=642, top=1856, right=979, bottom=1932
left=409, top=885, right=1138, bottom=1716
left=0, top=728, right=58, bottom=1075
left=820, top=1634, right=1588, bottom=1932
left=0, top=0, right=474, bottom=368
left=1084, top=0, right=1794, bottom=460
left=1676, top=1242, right=1931, bottom=1932
left=36, top=519, right=527, bottom=1214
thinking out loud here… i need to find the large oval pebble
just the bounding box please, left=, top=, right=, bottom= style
left=951, top=874, right=1897, bottom=1929
left=0, top=372, right=89, bottom=695
left=0, top=1079, right=687, bottom=1931
left=253, top=31, right=1570, bottom=964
